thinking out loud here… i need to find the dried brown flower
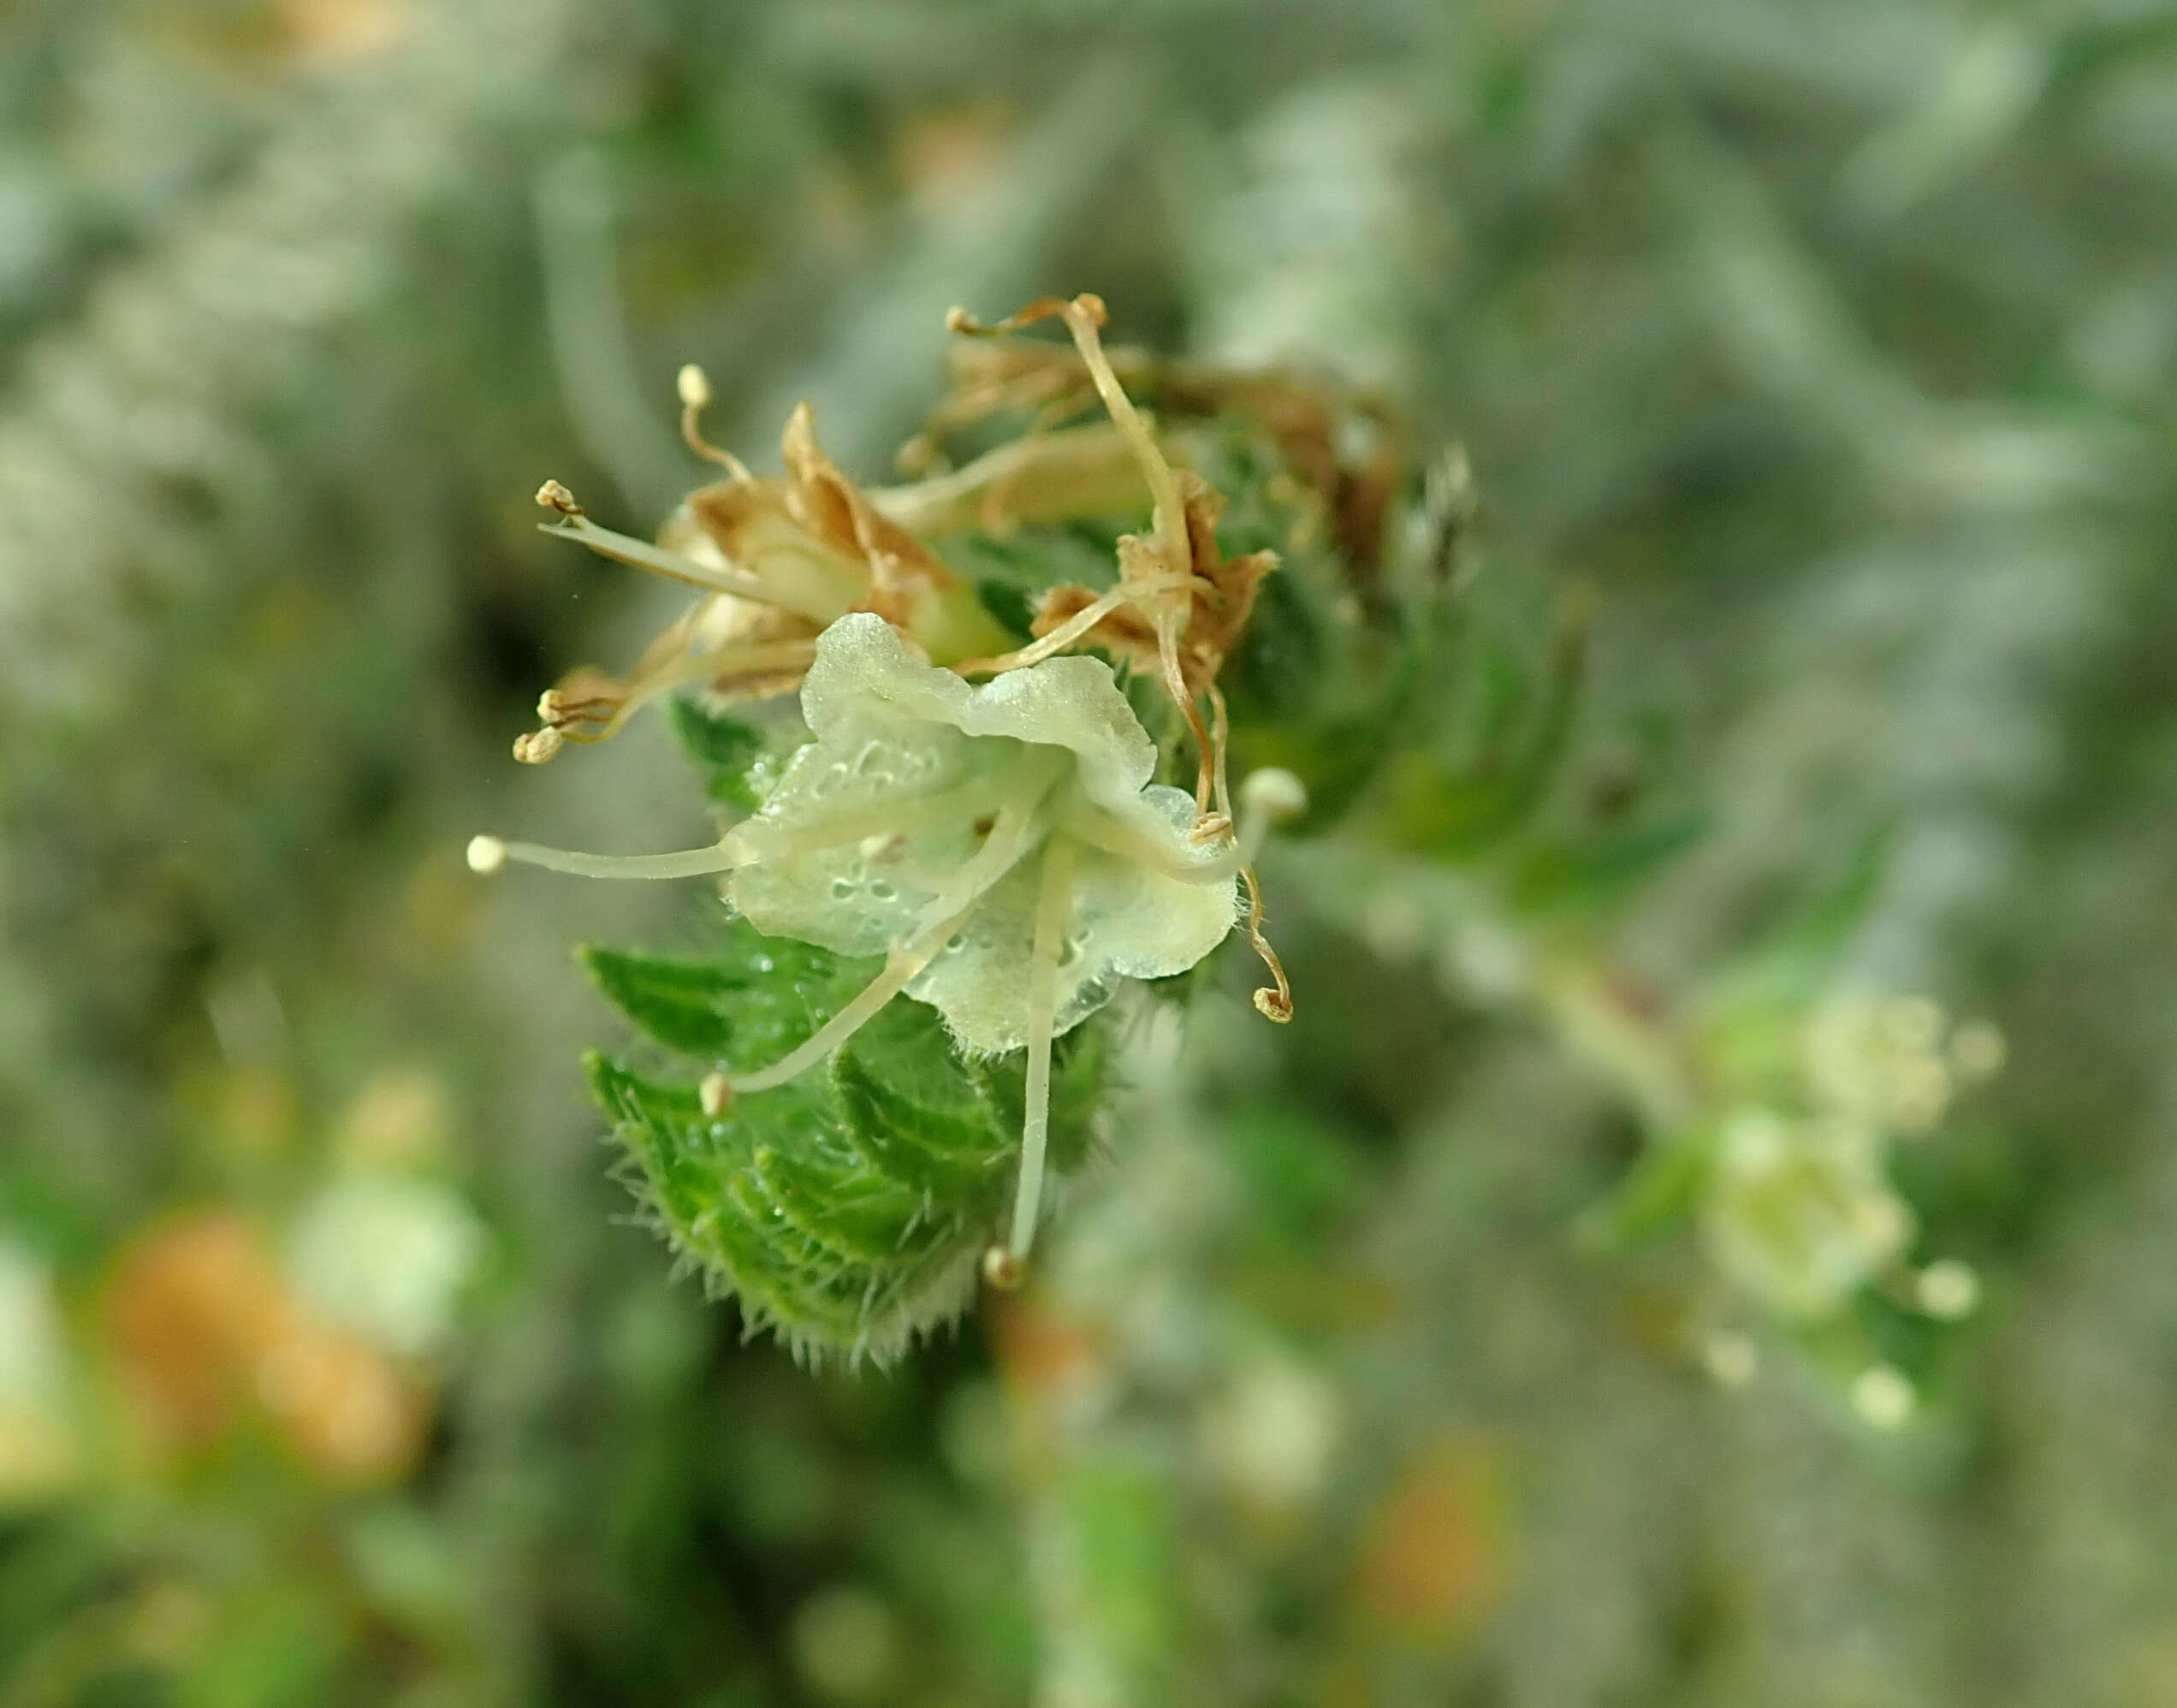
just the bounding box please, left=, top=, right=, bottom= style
left=515, top=388, right=1009, bottom=762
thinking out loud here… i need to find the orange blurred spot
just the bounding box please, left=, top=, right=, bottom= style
left=126, top=0, right=406, bottom=77
left=985, top=1292, right=1118, bottom=1472
left=280, top=0, right=407, bottom=66
left=334, top=1068, right=452, bottom=1169
left=254, top=1323, right=428, bottom=1481
left=105, top=1211, right=428, bottom=1485
left=893, top=104, right=1012, bottom=208
left=109, top=1214, right=287, bottom=1452
left=987, top=1292, right=1112, bottom=1407
left=1349, top=1436, right=1508, bottom=1644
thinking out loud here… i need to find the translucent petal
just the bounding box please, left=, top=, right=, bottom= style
left=909, top=784, right=1236, bottom=1054
left=728, top=708, right=1027, bottom=957
left=798, top=613, right=1162, bottom=825
left=729, top=614, right=1238, bottom=1052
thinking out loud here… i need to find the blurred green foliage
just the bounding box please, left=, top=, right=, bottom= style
left=5, top=0, right=2177, bottom=1704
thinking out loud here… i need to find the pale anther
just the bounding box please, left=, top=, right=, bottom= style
left=1916, top=1259, right=1980, bottom=1320
left=1241, top=767, right=1308, bottom=823
left=513, top=728, right=564, bottom=764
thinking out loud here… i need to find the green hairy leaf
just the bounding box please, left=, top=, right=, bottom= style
left=582, top=922, right=1106, bottom=1361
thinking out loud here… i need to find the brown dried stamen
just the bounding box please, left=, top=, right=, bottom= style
left=676, top=364, right=754, bottom=481
left=946, top=297, right=1299, bottom=1021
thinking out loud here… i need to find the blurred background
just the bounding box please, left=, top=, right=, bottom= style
left=4, top=0, right=2177, bottom=1703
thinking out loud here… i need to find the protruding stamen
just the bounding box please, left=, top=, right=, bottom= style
left=953, top=583, right=1133, bottom=678
left=677, top=362, right=755, bottom=480
left=535, top=494, right=839, bottom=626
left=466, top=833, right=758, bottom=881
left=945, top=296, right=1200, bottom=713
left=944, top=298, right=1238, bottom=865
left=727, top=904, right=973, bottom=1094
left=1154, top=612, right=1217, bottom=817
left=1239, top=766, right=1308, bottom=825
left=698, top=1072, right=732, bottom=1118
left=1059, top=298, right=1193, bottom=603
left=1244, top=866, right=1293, bottom=1023
left=1206, top=681, right=1236, bottom=822
left=1237, top=767, right=1304, bottom=1020
left=1005, top=837, right=1074, bottom=1266
left=519, top=638, right=820, bottom=762
left=732, top=789, right=975, bottom=866
left=952, top=297, right=1189, bottom=585
left=537, top=510, right=819, bottom=613
left=874, top=424, right=1147, bottom=537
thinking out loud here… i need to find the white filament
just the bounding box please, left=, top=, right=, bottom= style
left=1005, top=837, right=1074, bottom=1262
left=726, top=907, right=971, bottom=1094
left=469, top=833, right=758, bottom=881
left=957, top=583, right=1132, bottom=676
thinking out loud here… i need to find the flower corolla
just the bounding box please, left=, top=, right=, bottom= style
left=728, top=612, right=1239, bottom=1053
